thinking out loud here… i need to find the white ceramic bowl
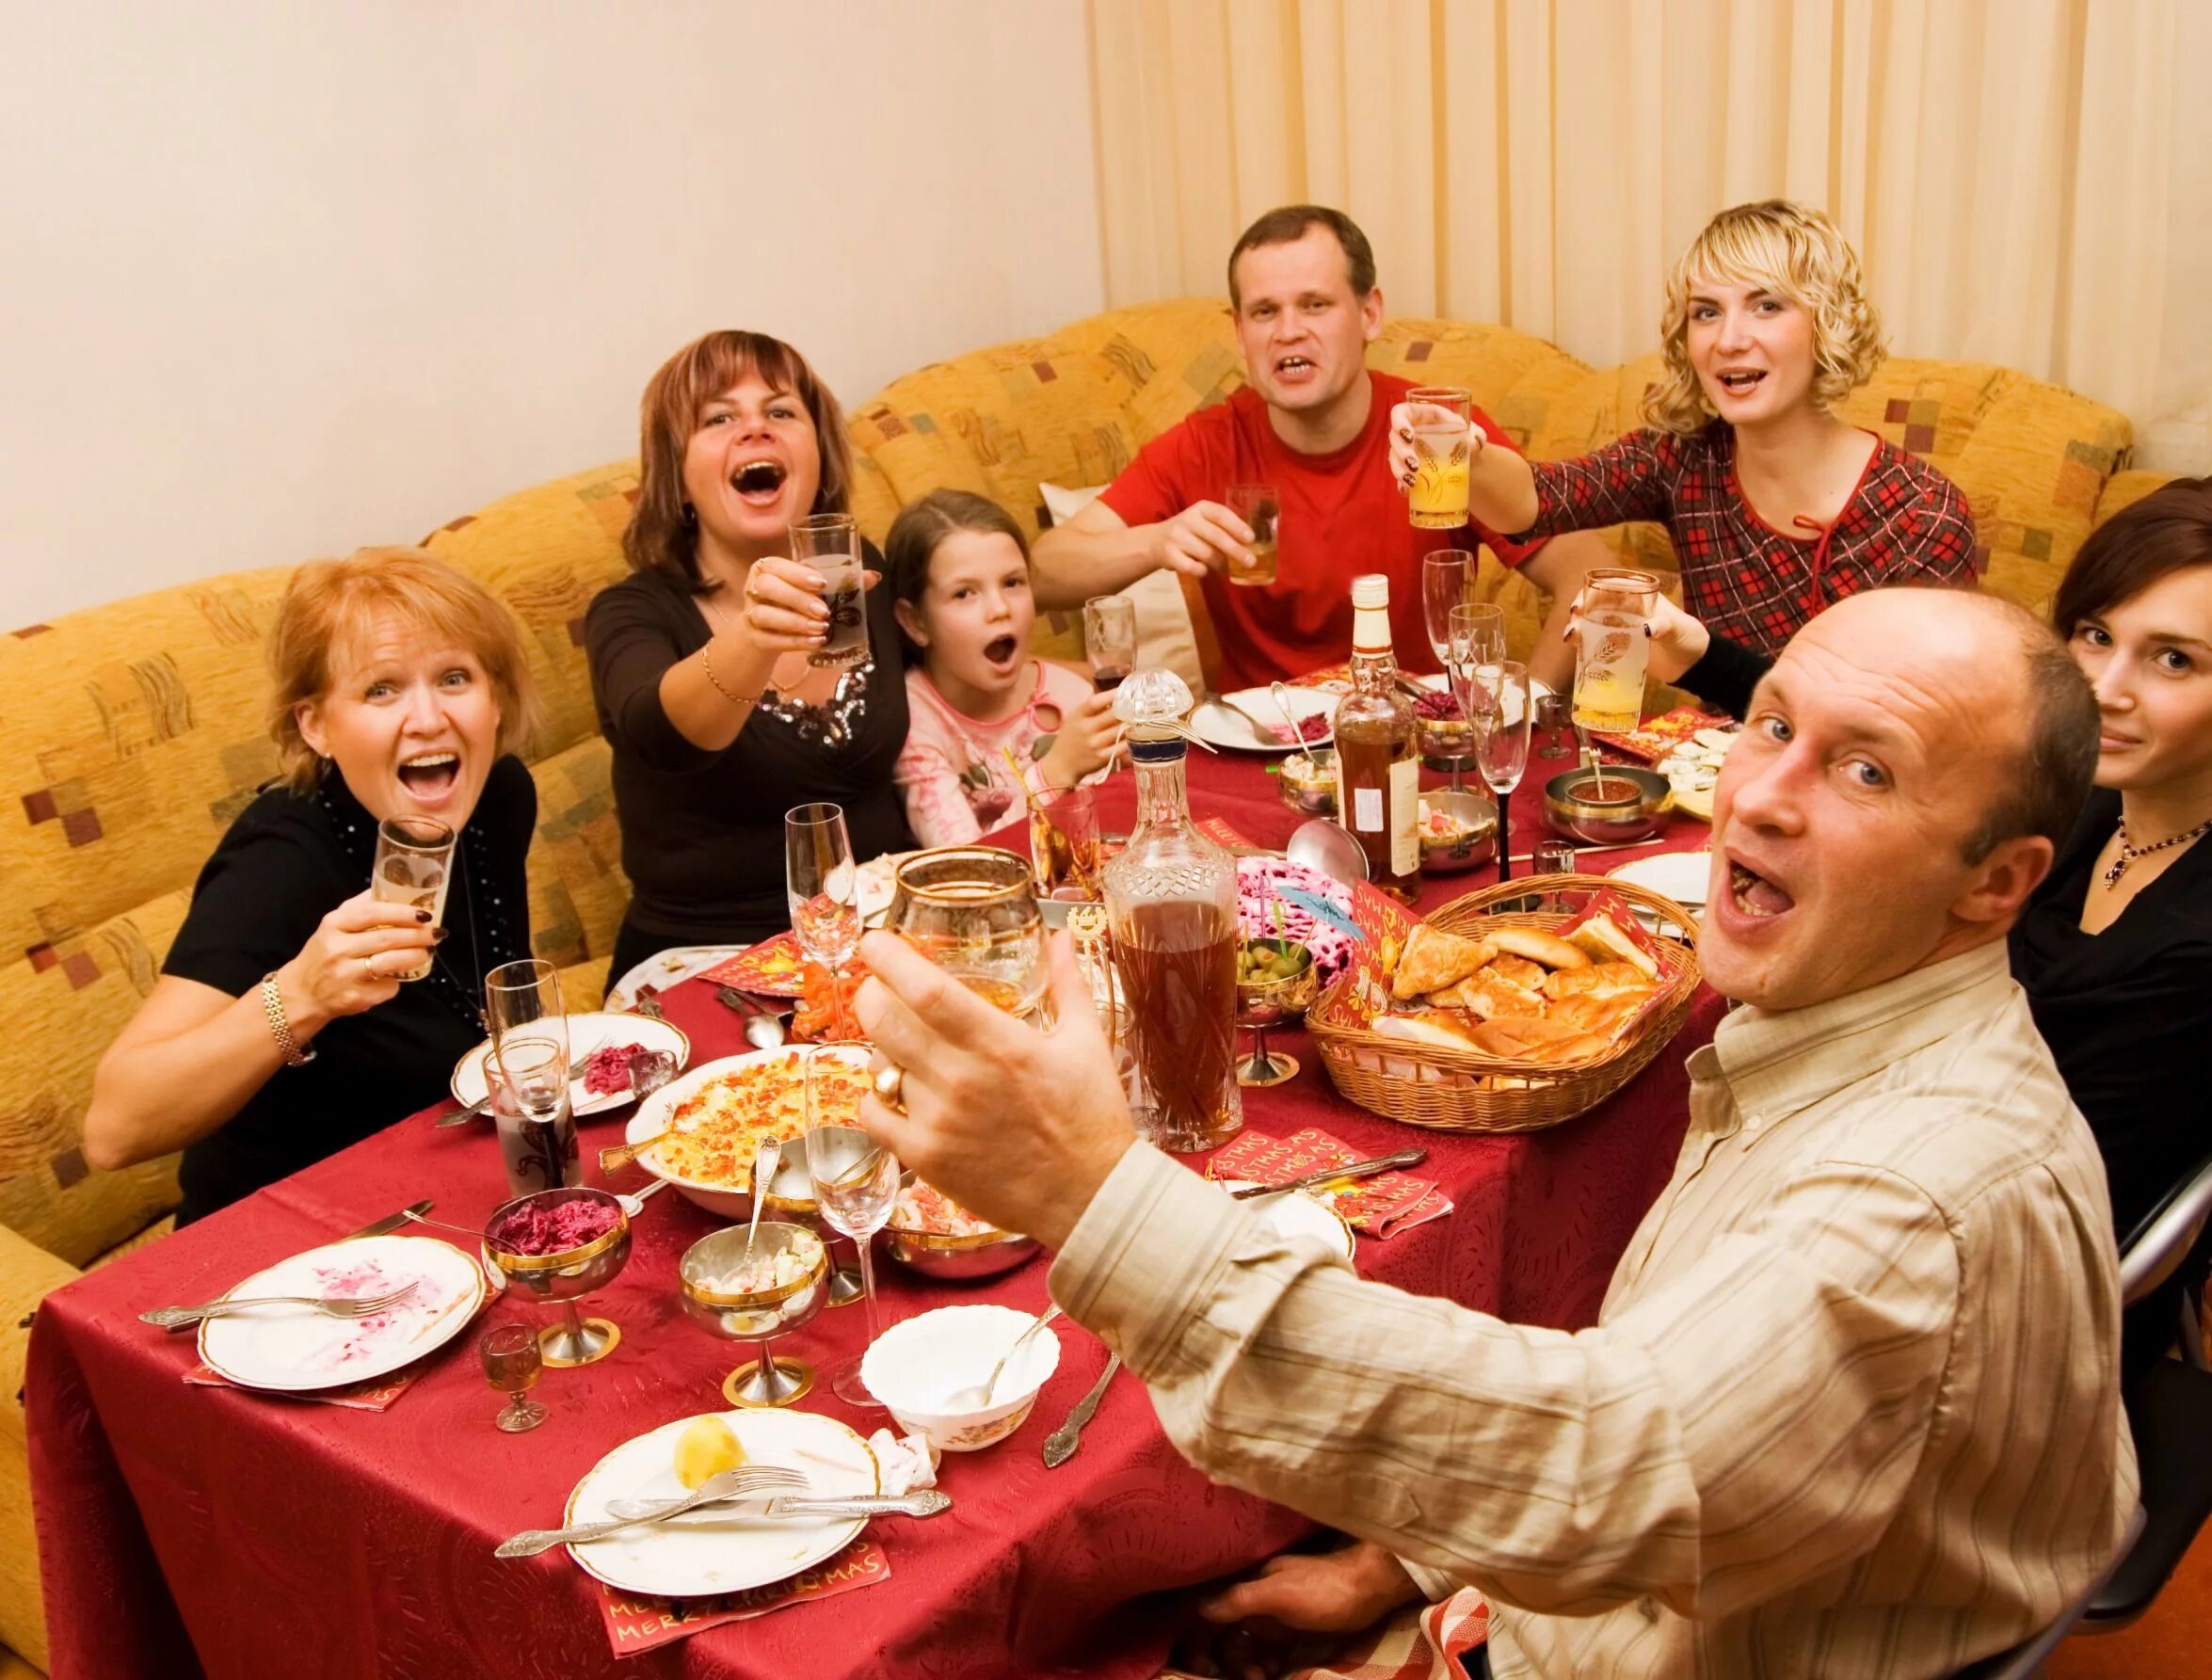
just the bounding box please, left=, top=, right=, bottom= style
left=859, top=1304, right=1063, bottom=1452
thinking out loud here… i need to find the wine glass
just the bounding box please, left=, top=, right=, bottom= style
left=786, top=803, right=861, bottom=1040
left=884, top=847, right=1048, bottom=1023
left=804, top=1050, right=901, bottom=1406
left=1475, top=661, right=1532, bottom=882
left=480, top=1323, right=547, bottom=1432
left=1420, top=551, right=1477, bottom=666
left=1435, top=593, right=1503, bottom=793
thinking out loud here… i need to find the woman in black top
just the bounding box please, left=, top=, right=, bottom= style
left=84, top=549, right=542, bottom=1225
left=1612, top=484, right=2212, bottom=1368
left=585, top=330, right=909, bottom=979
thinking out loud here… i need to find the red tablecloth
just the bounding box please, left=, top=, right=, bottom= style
left=27, top=750, right=1719, bottom=1680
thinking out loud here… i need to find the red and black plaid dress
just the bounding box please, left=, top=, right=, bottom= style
left=1520, top=421, right=1980, bottom=654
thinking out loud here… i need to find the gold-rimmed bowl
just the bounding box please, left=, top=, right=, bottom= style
left=1419, top=790, right=1499, bottom=873
left=880, top=1222, right=1041, bottom=1282
left=1234, top=938, right=1320, bottom=1026
left=1277, top=750, right=1339, bottom=817
left=678, top=1223, right=830, bottom=1407
left=481, top=1186, right=633, bottom=1367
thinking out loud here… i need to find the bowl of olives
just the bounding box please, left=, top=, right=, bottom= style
left=1234, top=938, right=1320, bottom=1088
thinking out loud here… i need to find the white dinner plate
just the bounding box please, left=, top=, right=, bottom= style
left=197, top=1235, right=488, bottom=1393
left=604, top=948, right=747, bottom=1013
left=1190, top=687, right=1338, bottom=752
left=564, top=1409, right=880, bottom=1598
left=1607, top=849, right=1714, bottom=910
left=626, top=1044, right=872, bottom=1220
left=1223, top=1182, right=1358, bottom=1262
left=450, top=1012, right=691, bottom=1119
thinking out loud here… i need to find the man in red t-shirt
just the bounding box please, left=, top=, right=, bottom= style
left=1033, top=205, right=1608, bottom=690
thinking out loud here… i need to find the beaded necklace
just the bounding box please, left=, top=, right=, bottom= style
left=2102, top=815, right=2212, bottom=891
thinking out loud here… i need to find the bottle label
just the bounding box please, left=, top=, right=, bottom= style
left=1388, top=757, right=1419, bottom=876
left=1353, top=785, right=1383, bottom=833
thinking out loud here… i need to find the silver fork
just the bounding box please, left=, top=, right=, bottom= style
left=139, top=1280, right=420, bottom=1331
left=494, top=1465, right=809, bottom=1558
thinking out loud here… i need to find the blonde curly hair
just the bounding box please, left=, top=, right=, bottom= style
left=1644, top=200, right=1885, bottom=435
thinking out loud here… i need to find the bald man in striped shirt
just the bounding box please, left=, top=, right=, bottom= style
left=857, top=587, right=2140, bottom=1679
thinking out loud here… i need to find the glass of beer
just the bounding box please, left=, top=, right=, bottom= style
left=371, top=816, right=456, bottom=981
left=791, top=513, right=870, bottom=669
left=1405, top=388, right=1473, bottom=529
left=885, top=847, right=1048, bottom=1023
left=1082, top=595, right=1138, bottom=692
left=1571, top=568, right=1661, bottom=733
left=1225, top=484, right=1281, bottom=586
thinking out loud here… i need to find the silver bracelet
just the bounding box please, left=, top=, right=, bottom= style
left=260, top=971, right=316, bottom=1066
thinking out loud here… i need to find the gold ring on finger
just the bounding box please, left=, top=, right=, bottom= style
left=871, top=1059, right=906, bottom=1115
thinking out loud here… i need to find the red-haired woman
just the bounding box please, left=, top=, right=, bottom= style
left=585, top=331, right=912, bottom=980
left=86, top=549, right=543, bottom=1223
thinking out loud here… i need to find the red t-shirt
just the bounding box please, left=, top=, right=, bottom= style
left=1098, top=371, right=1540, bottom=689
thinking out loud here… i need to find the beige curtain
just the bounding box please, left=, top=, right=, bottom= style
left=1087, top=0, right=2196, bottom=436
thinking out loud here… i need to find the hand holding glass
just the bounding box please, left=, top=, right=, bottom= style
left=1571, top=568, right=1661, bottom=733
left=1405, top=389, right=1473, bottom=529
left=1082, top=596, right=1138, bottom=693
left=790, top=514, right=870, bottom=669
left=1225, top=485, right=1281, bottom=586
left=372, top=817, right=456, bottom=981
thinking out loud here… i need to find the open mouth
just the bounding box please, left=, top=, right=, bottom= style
left=1726, top=857, right=1795, bottom=920
left=982, top=634, right=1020, bottom=669
left=731, top=458, right=787, bottom=502
left=397, top=751, right=459, bottom=799
left=1275, top=356, right=1316, bottom=376
left=1715, top=370, right=1767, bottom=396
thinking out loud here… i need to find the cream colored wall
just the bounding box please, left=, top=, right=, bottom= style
left=0, top=1, right=1104, bottom=626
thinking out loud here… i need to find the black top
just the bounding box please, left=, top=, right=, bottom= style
left=163, top=758, right=537, bottom=1225
left=584, top=559, right=912, bottom=948
left=1672, top=634, right=1771, bottom=720
left=2011, top=788, right=2212, bottom=1238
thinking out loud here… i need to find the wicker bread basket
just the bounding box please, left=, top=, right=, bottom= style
left=1308, top=872, right=1703, bottom=1134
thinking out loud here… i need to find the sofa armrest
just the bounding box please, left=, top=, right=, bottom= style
left=0, top=1224, right=81, bottom=1672
left=2095, top=469, right=2179, bottom=527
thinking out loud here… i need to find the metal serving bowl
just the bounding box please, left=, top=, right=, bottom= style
left=1543, top=766, right=1670, bottom=845
left=1418, top=789, right=1499, bottom=873
left=879, top=1224, right=1042, bottom=1282
left=1276, top=750, right=1339, bottom=818
left=480, top=1186, right=633, bottom=1303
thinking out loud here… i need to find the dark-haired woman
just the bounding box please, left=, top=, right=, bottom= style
left=585, top=331, right=911, bottom=981
left=1631, top=483, right=2212, bottom=1375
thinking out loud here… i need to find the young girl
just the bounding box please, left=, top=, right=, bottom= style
left=887, top=490, right=1123, bottom=845
left=1391, top=200, right=1979, bottom=656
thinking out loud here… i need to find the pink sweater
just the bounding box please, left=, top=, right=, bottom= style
left=894, top=662, right=1098, bottom=846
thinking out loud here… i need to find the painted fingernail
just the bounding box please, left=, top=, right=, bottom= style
left=416, top=909, right=432, bottom=923
left=432, top=926, right=450, bottom=942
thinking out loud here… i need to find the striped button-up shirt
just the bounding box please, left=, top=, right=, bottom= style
left=1051, top=943, right=2137, bottom=1677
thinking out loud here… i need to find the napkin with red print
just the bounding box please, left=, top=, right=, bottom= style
left=1209, top=1128, right=1452, bottom=1239
left=183, top=1362, right=416, bottom=1411
left=596, top=1536, right=890, bottom=1655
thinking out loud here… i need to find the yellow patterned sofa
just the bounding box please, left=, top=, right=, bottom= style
left=0, top=297, right=2163, bottom=1674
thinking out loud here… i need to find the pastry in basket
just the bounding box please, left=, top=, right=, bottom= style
left=1432, top=969, right=1546, bottom=1019
left=1542, top=961, right=1655, bottom=1002
left=1391, top=924, right=1499, bottom=1001
left=1483, top=953, right=1549, bottom=993
left=1563, top=908, right=1659, bottom=979
left=1485, top=926, right=1590, bottom=971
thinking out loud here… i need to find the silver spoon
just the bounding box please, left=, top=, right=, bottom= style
left=941, top=1304, right=1062, bottom=1410
left=716, top=986, right=789, bottom=1050
left=742, top=1140, right=782, bottom=1256
left=1268, top=680, right=1318, bottom=750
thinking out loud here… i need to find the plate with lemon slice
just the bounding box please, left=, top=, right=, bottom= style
left=561, top=1409, right=881, bottom=1596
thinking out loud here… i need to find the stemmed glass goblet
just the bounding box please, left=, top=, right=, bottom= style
left=1474, top=660, right=1532, bottom=882
left=803, top=1048, right=901, bottom=1405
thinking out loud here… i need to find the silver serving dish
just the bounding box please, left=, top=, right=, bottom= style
left=1543, top=766, right=1670, bottom=845
left=1418, top=789, right=1499, bottom=873
left=878, top=1223, right=1041, bottom=1281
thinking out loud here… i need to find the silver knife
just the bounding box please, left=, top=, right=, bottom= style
left=603, top=1489, right=951, bottom=1522
left=1043, top=1354, right=1120, bottom=1467
left=1228, top=1148, right=1427, bottom=1200
left=346, top=1200, right=433, bottom=1240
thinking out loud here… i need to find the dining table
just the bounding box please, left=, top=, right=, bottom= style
left=26, top=734, right=1723, bottom=1680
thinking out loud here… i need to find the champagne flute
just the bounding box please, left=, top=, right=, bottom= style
left=1435, top=594, right=1502, bottom=793
left=480, top=1323, right=547, bottom=1432
left=786, top=804, right=861, bottom=1040
left=804, top=1050, right=900, bottom=1406
left=1476, top=661, right=1532, bottom=883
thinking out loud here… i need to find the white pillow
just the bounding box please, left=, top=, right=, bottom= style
left=1038, top=481, right=1207, bottom=695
